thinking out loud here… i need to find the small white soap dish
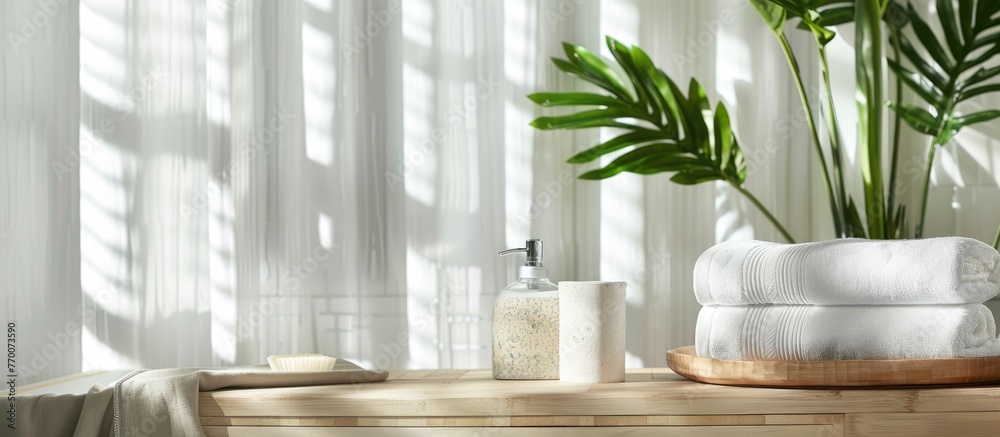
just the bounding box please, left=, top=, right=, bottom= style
left=267, top=353, right=337, bottom=372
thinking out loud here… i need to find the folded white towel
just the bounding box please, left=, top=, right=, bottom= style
left=694, top=237, right=1000, bottom=305
left=696, top=304, right=1000, bottom=361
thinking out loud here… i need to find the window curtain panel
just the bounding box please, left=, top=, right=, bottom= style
left=38, top=0, right=1000, bottom=375
left=67, top=0, right=816, bottom=371
left=1, top=0, right=81, bottom=384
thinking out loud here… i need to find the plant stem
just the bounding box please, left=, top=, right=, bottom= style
left=887, top=23, right=904, bottom=237
left=914, top=77, right=960, bottom=237
left=777, top=33, right=843, bottom=238
left=914, top=142, right=938, bottom=238
left=730, top=181, right=797, bottom=244
left=817, top=46, right=850, bottom=237
left=856, top=0, right=887, bottom=239
left=993, top=223, right=1000, bottom=251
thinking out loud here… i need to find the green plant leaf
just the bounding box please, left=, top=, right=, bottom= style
left=770, top=0, right=857, bottom=46
left=768, top=0, right=805, bottom=14
left=606, top=37, right=661, bottom=124
left=750, top=0, right=788, bottom=33
left=893, top=0, right=1000, bottom=129
left=631, top=154, right=707, bottom=175
left=936, top=122, right=960, bottom=145
left=958, top=0, right=975, bottom=40
left=845, top=196, right=868, bottom=238
left=965, top=44, right=1000, bottom=71
left=670, top=169, right=722, bottom=185
left=884, top=1, right=911, bottom=29
left=527, top=92, right=625, bottom=107
left=687, top=78, right=712, bottom=156
left=963, top=65, right=1000, bottom=88
left=972, top=31, right=1000, bottom=51
left=886, top=60, right=943, bottom=109
left=788, top=2, right=910, bottom=31
left=529, top=38, right=794, bottom=242
left=713, top=103, right=734, bottom=172
left=950, top=110, right=1000, bottom=130
left=729, top=141, right=747, bottom=184
left=562, top=43, right=634, bottom=101
left=629, top=45, right=671, bottom=128
left=812, top=5, right=855, bottom=27
left=551, top=58, right=632, bottom=101
left=637, top=64, right=684, bottom=140
left=687, top=78, right=711, bottom=113
left=888, top=102, right=937, bottom=135
left=802, top=10, right=838, bottom=46
left=907, top=5, right=955, bottom=72
left=530, top=108, right=645, bottom=130
left=660, top=76, right=694, bottom=142
left=975, top=0, right=1000, bottom=31
left=935, top=111, right=1000, bottom=146
left=960, top=83, right=1000, bottom=101
left=567, top=131, right=672, bottom=164
left=578, top=144, right=696, bottom=180
left=935, top=0, right=964, bottom=59
left=894, top=34, right=948, bottom=89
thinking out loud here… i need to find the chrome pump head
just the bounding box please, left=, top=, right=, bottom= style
left=498, top=239, right=543, bottom=267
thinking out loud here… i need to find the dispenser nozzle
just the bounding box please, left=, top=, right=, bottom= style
left=499, top=239, right=543, bottom=266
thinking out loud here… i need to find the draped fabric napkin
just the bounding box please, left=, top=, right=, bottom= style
left=695, top=304, right=1000, bottom=361
left=10, top=358, right=387, bottom=437
left=694, top=237, right=1000, bottom=305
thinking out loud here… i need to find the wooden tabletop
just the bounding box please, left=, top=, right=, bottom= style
left=200, top=367, right=1000, bottom=433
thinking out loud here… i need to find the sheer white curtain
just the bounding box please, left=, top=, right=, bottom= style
left=8, top=0, right=830, bottom=377
left=1, top=0, right=81, bottom=384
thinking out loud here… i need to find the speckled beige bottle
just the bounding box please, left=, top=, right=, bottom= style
left=494, top=239, right=559, bottom=380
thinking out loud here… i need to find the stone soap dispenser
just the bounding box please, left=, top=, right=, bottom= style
left=492, top=239, right=559, bottom=380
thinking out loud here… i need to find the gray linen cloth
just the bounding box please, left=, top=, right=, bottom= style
left=8, top=358, right=388, bottom=437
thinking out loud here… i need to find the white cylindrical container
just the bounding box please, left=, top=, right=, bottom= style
left=558, top=281, right=627, bottom=383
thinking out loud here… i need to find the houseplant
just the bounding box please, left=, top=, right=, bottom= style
left=529, top=0, right=1000, bottom=246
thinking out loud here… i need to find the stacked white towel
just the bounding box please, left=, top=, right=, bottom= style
left=696, top=304, right=1000, bottom=360
left=693, top=237, right=1000, bottom=361
left=694, top=237, right=1000, bottom=305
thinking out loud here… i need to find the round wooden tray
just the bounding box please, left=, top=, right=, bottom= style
left=666, top=346, right=1000, bottom=387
